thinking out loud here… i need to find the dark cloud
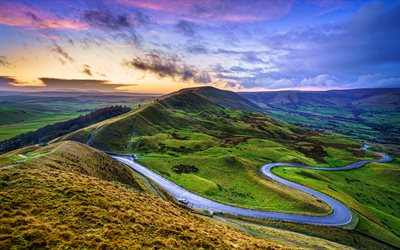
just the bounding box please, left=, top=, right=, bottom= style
left=175, top=20, right=196, bottom=37
left=0, top=76, right=18, bottom=86
left=0, top=56, right=12, bottom=67
left=0, top=76, right=38, bottom=91
left=39, top=78, right=130, bottom=91
left=0, top=76, right=133, bottom=92
left=82, top=10, right=130, bottom=30
left=225, top=81, right=238, bottom=88
left=51, top=42, right=74, bottom=64
left=122, top=52, right=211, bottom=83
left=81, top=64, right=93, bottom=77
left=81, top=8, right=144, bottom=47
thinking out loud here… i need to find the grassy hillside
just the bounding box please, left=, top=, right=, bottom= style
left=240, top=88, right=400, bottom=146
left=0, top=92, right=152, bottom=141
left=79, top=87, right=376, bottom=217
left=0, top=141, right=285, bottom=249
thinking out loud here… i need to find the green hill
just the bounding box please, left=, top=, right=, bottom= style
left=0, top=141, right=285, bottom=249
left=65, top=87, right=378, bottom=216
left=63, top=86, right=399, bottom=247
left=239, top=88, right=400, bottom=146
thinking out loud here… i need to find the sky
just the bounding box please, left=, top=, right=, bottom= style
left=0, top=0, right=399, bottom=93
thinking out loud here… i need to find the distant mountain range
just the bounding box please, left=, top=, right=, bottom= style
left=240, top=88, right=400, bottom=109
left=240, top=88, right=400, bottom=146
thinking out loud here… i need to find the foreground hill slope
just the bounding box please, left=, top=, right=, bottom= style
left=0, top=141, right=284, bottom=249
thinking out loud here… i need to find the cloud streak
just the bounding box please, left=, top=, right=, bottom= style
left=51, top=42, right=74, bottom=64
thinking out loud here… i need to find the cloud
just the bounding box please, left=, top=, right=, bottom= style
left=115, top=0, right=293, bottom=23
left=51, top=42, right=74, bottom=64
left=122, top=52, right=211, bottom=83
left=82, top=10, right=131, bottom=30
left=0, top=1, right=86, bottom=30
left=263, top=2, right=400, bottom=76
left=0, top=76, right=134, bottom=92
left=81, top=64, right=93, bottom=77
left=186, top=43, right=209, bottom=54
left=0, top=76, right=43, bottom=91
left=0, top=76, right=18, bottom=88
left=81, top=8, right=144, bottom=47
left=354, top=74, right=400, bottom=88
left=0, top=56, right=12, bottom=67
left=300, top=74, right=338, bottom=87
left=39, top=78, right=130, bottom=91
left=175, top=20, right=196, bottom=37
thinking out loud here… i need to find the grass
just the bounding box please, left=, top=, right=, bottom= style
left=55, top=86, right=398, bottom=247
left=0, top=141, right=285, bottom=249
left=86, top=88, right=376, bottom=217
left=224, top=218, right=353, bottom=249
left=272, top=159, right=400, bottom=247
left=223, top=213, right=397, bottom=250
left=0, top=112, right=80, bottom=141
left=260, top=103, right=400, bottom=146
left=0, top=96, right=149, bottom=141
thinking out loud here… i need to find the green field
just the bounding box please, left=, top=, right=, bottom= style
left=272, top=159, right=400, bottom=247
left=0, top=95, right=151, bottom=141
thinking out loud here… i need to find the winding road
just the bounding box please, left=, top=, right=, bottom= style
left=113, top=146, right=392, bottom=226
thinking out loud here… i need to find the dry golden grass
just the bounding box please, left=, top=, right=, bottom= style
left=0, top=141, right=287, bottom=249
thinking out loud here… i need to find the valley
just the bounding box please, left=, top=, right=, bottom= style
left=1, top=87, right=398, bottom=249
left=2, top=1, right=398, bottom=248
left=240, top=89, right=400, bottom=148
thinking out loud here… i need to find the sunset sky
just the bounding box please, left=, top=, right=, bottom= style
left=0, top=0, right=399, bottom=93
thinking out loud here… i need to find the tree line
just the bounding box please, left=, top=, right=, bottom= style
left=0, top=105, right=131, bottom=153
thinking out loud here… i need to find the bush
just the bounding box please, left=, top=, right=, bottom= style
left=171, top=164, right=199, bottom=174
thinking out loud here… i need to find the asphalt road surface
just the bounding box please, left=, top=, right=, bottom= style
left=113, top=146, right=392, bottom=226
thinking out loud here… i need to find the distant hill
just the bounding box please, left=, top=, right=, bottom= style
left=240, top=88, right=400, bottom=109
left=240, top=88, right=400, bottom=145
left=0, top=141, right=282, bottom=249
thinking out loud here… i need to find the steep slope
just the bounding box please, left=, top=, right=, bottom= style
left=0, top=141, right=285, bottom=249
left=80, top=86, right=291, bottom=153
left=164, top=86, right=263, bottom=112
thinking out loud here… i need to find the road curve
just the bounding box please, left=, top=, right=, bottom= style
left=113, top=146, right=392, bottom=226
